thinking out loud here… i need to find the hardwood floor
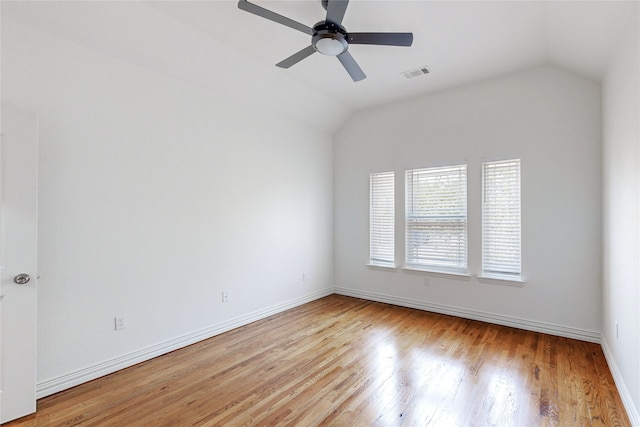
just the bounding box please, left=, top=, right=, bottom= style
left=4, top=295, right=630, bottom=426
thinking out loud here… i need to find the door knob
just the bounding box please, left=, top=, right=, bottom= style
left=14, top=274, right=30, bottom=285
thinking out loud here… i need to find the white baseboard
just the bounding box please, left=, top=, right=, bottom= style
left=601, top=338, right=640, bottom=427
left=334, top=287, right=601, bottom=343
left=36, top=288, right=333, bottom=399
left=36, top=287, right=606, bottom=401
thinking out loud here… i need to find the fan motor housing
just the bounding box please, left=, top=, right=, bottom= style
left=312, top=21, right=349, bottom=56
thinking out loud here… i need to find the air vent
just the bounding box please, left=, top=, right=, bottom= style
left=402, top=66, right=430, bottom=79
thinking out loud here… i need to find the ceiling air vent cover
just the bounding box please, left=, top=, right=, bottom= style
left=402, top=66, right=430, bottom=79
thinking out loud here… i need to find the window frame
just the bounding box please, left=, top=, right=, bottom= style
left=481, top=158, right=522, bottom=281
left=404, top=164, right=468, bottom=275
left=369, top=170, right=396, bottom=268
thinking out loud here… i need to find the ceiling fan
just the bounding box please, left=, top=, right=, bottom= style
left=237, top=0, right=413, bottom=82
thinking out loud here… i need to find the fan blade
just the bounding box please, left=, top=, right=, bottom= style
left=325, top=0, right=349, bottom=25
left=337, top=51, right=366, bottom=82
left=238, top=0, right=313, bottom=35
left=348, top=32, right=413, bottom=46
left=276, top=46, right=317, bottom=68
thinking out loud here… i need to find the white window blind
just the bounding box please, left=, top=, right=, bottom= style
left=370, top=171, right=395, bottom=267
left=405, top=165, right=467, bottom=273
left=482, top=159, right=521, bottom=278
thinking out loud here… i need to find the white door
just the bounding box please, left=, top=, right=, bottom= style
left=0, top=107, right=38, bottom=424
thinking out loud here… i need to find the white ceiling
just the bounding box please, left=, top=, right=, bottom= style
left=1, top=1, right=635, bottom=133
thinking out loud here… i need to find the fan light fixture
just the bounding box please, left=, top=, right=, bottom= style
left=312, top=24, right=349, bottom=56
left=315, top=37, right=346, bottom=56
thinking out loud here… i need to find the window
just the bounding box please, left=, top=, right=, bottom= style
left=482, top=159, right=521, bottom=279
left=405, top=165, right=467, bottom=273
left=369, top=171, right=395, bottom=267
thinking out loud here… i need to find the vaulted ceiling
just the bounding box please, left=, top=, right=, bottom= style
left=2, top=1, right=635, bottom=133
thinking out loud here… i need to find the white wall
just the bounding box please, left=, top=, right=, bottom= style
left=2, top=21, right=334, bottom=395
left=3, top=7, right=635, bottom=416
left=334, top=66, right=602, bottom=338
left=602, top=3, right=640, bottom=424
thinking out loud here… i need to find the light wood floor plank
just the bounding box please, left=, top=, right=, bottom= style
left=3, top=295, right=631, bottom=426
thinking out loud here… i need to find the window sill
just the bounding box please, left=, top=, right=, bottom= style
left=477, top=274, right=525, bottom=287
left=366, top=263, right=397, bottom=272
left=402, top=266, right=470, bottom=280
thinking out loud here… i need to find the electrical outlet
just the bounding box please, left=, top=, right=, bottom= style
left=424, top=277, right=431, bottom=286
left=114, top=316, right=127, bottom=331
left=222, top=291, right=229, bottom=303
left=302, top=273, right=308, bottom=282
